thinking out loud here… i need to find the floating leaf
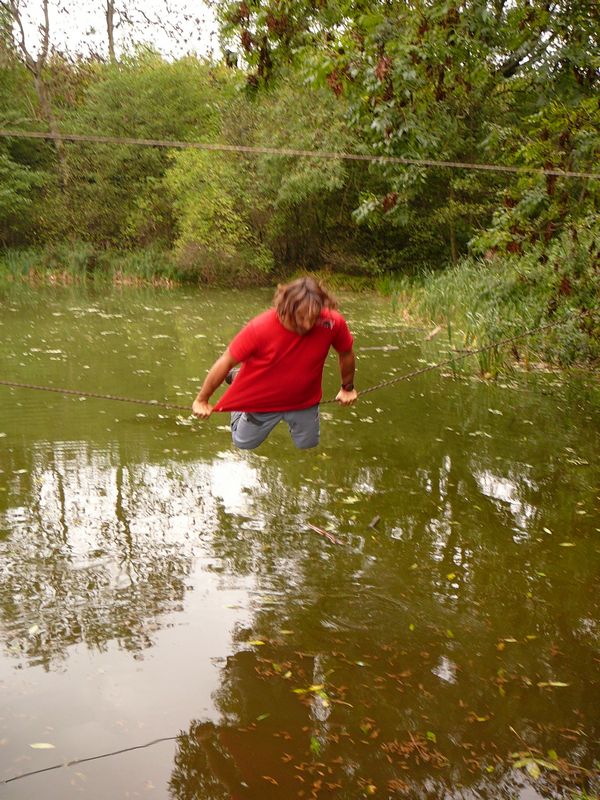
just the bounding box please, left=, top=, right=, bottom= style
left=547, top=749, right=558, bottom=761
left=30, top=742, right=55, bottom=749
left=526, top=760, right=541, bottom=780
left=426, top=731, right=437, bottom=743
left=559, top=542, right=575, bottom=547
left=248, top=640, right=265, bottom=646
left=446, top=572, right=456, bottom=581
left=310, top=735, right=321, bottom=755
left=537, top=681, right=569, bottom=688
left=256, top=713, right=270, bottom=722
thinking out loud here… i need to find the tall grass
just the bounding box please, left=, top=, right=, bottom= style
left=0, top=244, right=179, bottom=285
left=378, top=220, right=600, bottom=373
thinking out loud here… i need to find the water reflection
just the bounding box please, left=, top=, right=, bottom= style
left=1, top=434, right=598, bottom=796
left=1, top=287, right=599, bottom=798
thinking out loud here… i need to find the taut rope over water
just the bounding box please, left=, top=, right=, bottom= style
left=0, top=312, right=589, bottom=411
left=322, top=313, right=590, bottom=403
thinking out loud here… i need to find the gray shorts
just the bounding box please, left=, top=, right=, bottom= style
left=230, top=405, right=320, bottom=450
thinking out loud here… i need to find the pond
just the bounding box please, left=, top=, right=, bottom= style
left=0, top=285, right=599, bottom=800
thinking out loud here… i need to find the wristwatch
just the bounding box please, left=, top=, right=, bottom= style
left=342, top=382, right=355, bottom=391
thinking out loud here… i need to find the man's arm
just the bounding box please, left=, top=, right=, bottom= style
left=335, top=349, right=358, bottom=406
left=192, top=348, right=239, bottom=419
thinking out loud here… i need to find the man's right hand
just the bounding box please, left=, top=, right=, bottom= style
left=192, top=398, right=213, bottom=419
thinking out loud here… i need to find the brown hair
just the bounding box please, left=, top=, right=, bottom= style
left=274, top=276, right=337, bottom=325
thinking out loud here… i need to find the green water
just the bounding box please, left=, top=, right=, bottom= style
left=0, top=285, right=598, bottom=799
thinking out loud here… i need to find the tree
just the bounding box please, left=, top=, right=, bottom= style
left=217, top=0, right=599, bottom=268
left=3, top=0, right=69, bottom=187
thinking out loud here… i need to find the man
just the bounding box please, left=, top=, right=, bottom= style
left=191, top=276, right=358, bottom=449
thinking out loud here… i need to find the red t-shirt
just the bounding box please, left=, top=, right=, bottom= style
left=213, top=308, right=354, bottom=412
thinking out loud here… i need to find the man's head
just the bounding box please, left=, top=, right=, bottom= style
left=274, top=277, right=337, bottom=335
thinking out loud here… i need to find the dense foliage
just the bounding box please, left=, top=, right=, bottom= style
left=0, top=0, right=598, bottom=363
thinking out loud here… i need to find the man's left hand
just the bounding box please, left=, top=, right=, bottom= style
left=335, top=387, right=358, bottom=406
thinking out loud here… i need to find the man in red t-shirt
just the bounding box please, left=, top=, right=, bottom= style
left=192, top=277, right=358, bottom=449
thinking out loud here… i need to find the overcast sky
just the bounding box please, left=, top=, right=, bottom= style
left=17, top=0, right=220, bottom=61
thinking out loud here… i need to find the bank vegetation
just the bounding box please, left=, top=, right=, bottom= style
left=0, top=1, right=598, bottom=366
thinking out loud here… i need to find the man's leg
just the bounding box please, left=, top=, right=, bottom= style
left=230, top=411, right=282, bottom=450
left=284, top=405, right=320, bottom=449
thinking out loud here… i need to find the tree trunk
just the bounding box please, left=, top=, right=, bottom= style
left=106, top=0, right=117, bottom=63
left=449, top=184, right=458, bottom=265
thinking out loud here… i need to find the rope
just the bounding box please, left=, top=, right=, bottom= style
left=0, top=312, right=588, bottom=411
left=0, top=128, right=598, bottom=180
left=1, top=737, right=178, bottom=784
left=0, top=379, right=190, bottom=412
left=322, top=311, right=591, bottom=403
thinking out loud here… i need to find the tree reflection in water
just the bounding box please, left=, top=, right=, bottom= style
left=1, top=364, right=599, bottom=797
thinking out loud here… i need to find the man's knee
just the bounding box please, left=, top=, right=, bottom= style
left=232, top=433, right=261, bottom=450
left=230, top=412, right=278, bottom=450
left=294, top=435, right=319, bottom=449
left=287, top=406, right=320, bottom=449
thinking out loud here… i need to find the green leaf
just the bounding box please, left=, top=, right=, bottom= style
left=426, top=731, right=437, bottom=743
left=526, top=760, right=541, bottom=780
left=536, top=759, right=559, bottom=770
